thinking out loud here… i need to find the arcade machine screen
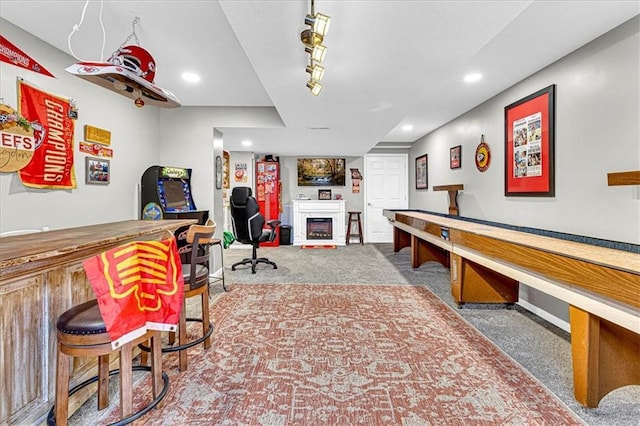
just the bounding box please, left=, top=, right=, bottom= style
left=161, top=179, right=191, bottom=211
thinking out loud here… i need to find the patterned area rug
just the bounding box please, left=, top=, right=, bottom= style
left=101, top=284, right=584, bottom=425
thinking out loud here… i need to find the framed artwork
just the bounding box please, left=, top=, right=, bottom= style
left=505, top=85, right=555, bottom=196
left=450, top=145, right=461, bottom=169
left=297, top=158, right=346, bottom=186
left=85, top=157, right=110, bottom=185
left=318, top=189, right=332, bottom=200
left=215, top=155, right=222, bottom=189
left=415, top=154, right=428, bottom=190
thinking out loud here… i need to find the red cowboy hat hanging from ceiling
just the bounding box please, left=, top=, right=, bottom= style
left=65, top=16, right=180, bottom=108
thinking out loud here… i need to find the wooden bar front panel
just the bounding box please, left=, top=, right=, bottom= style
left=0, top=219, right=196, bottom=425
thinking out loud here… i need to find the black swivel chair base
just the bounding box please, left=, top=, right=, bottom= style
left=231, top=245, right=277, bottom=274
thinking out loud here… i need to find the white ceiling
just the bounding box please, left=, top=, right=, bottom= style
left=1, top=1, right=638, bottom=156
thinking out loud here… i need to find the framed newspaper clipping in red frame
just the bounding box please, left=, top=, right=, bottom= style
left=504, top=85, right=555, bottom=197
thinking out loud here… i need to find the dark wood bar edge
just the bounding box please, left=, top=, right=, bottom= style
left=0, top=219, right=197, bottom=425
left=383, top=209, right=640, bottom=408
left=607, top=170, right=640, bottom=186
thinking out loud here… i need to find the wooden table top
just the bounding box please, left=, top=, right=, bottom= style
left=388, top=210, right=639, bottom=275
left=0, top=219, right=196, bottom=279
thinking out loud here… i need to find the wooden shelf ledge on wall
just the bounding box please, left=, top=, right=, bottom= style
left=607, top=171, right=640, bottom=186
left=433, top=184, right=464, bottom=216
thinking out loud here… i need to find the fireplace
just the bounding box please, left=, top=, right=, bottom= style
left=291, top=200, right=346, bottom=246
left=307, top=218, right=333, bottom=240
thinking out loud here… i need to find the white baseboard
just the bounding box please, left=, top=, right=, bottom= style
left=516, top=299, right=571, bottom=333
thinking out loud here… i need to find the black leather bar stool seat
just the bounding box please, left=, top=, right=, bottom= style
left=57, top=300, right=107, bottom=335
left=185, top=263, right=209, bottom=290
left=49, top=299, right=168, bottom=426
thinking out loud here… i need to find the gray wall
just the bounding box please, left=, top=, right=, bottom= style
left=408, top=15, right=639, bottom=329
left=409, top=16, right=639, bottom=245
left=0, top=19, right=161, bottom=232
left=278, top=156, right=364, bottom=215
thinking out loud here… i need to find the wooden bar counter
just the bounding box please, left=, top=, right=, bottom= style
left=0, top=219, right=196, bottom=425
left=384, top=209, right=640, bottom=408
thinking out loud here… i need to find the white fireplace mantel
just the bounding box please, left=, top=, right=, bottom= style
left=292, top=200, right=346, bottom=246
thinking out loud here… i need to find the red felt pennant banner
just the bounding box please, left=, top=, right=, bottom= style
left=0, top=36, right=54, bottom=77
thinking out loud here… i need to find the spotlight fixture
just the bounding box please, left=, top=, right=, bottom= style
left=301, top=0, right=330, bottom=95
left=307, top=80, right=322, bottom=96
left=306, top=63, right=325, bottom=82
left=305, top=12, right=331, bottom=37
left=305, top=45, right=327, bottom=63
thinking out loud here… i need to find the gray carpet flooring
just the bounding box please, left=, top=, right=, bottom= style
left=219, top=243, right=639, bottom=426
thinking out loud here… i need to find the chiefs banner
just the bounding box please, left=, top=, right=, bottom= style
left=0, top=36, right=55, bottom=77
left=17, top=79, right=76, bottom=189
left=83, top=237, right=184, bottom=349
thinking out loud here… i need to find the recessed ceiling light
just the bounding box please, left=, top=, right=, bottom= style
left=401, top=124, right=413, bottom=132
left=464, top=73, right=482, bottom=83
left=181, top=72, right=201, bottom=83
left=241, top=140, right=252, bottom=147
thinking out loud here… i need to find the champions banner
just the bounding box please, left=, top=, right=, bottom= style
left=83, top=238, right=184, bottom=349
left=18, top=79, right=76, bottom=189
left=0, top=36, right=54, bottom=77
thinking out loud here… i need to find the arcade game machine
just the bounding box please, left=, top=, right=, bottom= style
left=140, top=165, right=209, bottom=259
left=255, top=160, right=281, bottom=247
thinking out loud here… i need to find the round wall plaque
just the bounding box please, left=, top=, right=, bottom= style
left=475, top=135, right=491, bottom=172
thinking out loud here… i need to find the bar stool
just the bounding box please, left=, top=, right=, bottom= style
left=346, top=211, right=364, bottom=245
left=49, top=299, right=168, bottom=426
left=140, top=220, right=216, bottom=371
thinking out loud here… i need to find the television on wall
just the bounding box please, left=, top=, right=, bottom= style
left=297, top=158, right=346, bottom=186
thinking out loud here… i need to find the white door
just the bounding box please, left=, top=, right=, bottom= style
left=364, top=154, right=408, bottom=243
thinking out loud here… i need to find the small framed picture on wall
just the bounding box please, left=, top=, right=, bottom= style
left=450, top=145, right=461, bottom=169
left=415, top=154, right=428, bottom=189
left=85, top=157, right=110, bottom=185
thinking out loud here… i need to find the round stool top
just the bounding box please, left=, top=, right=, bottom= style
left=348, top=211, right=362, bottom=214
left=181, top=263, right=209, bottom=290
left=57, top=299, right=107, bottom=335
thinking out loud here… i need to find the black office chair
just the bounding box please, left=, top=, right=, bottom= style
left=230, top=187, right=280, bottom=274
